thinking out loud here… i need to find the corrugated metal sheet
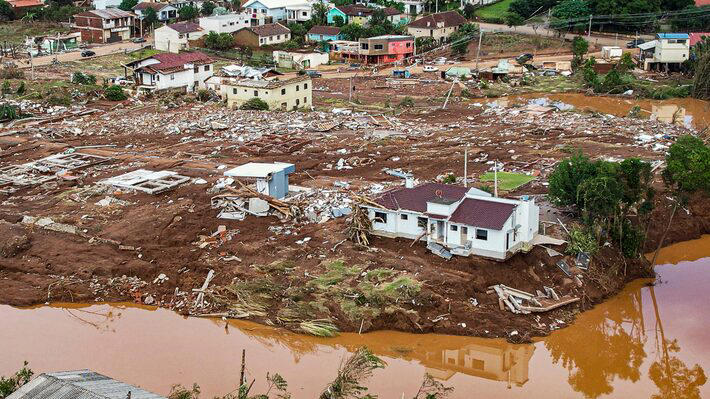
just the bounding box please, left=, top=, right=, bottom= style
left=7, top=370, right=166, bottom=399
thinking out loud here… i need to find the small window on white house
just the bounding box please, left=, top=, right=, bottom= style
left=281, top=88, right=286, bottom=95
left=417, top=217, right=427, bottom=228
left=450, top=225, right=458, bottom=231
left=170, top=74, right=175, bottom=80
left=462, top=226, right=468, bottom=234
left=254, top=90, right=258, bottom=96
left=296, top=85, right=300, bottom=91
left=476, top=229, right=488, bottom=240
left=204, top=65, right=210, bottom=71
left=304, top=83, right=308, bottom=89
left=400, top=214, right=408, bottom=220
left=233, top=88, right=237, bottom=94
left=374, top=211, right=388, bottom=223
left=303, top=96, right=307, bottom=103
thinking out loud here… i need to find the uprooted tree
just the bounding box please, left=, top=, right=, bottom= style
left=692, top=52, right=710, bottom=100
left=0, top=361, right=34, bottom=398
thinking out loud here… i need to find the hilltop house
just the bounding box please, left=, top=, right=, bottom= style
left=199, top=13, right=256, bottom=34
left=406, top=11, right=467, bottom=44
left=154, top=21, right=204, bottom=53
left=125, top=51, right=214, bottom=92
left=72, top=9, right=135, bottom=43
left=243, top=0, right=321, bottom=23
left=223, top=75, right=312, bottom=110
left=326, top=4, right=404, bottom=26
left=639, top=33, right=690, bottom=71
left=132, top=2, right=178, bottom=21
left=233, top=23, right=291, bottom=47
left=307, top=25, right=344, bottom=42
left=362, top=182, right=540, bottom=260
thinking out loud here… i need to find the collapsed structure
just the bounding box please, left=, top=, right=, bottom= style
left=362, top=183, right=539, bottom=260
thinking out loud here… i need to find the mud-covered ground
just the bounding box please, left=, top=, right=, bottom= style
left=1, top=80, right=708, bottom=342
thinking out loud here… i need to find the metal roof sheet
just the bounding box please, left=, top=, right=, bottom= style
left=7, top=370, right=166, bottom=399
left=656, top=33, right=690, bottom=39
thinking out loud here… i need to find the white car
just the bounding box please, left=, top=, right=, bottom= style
left=423, top=65, right=439, bottom=72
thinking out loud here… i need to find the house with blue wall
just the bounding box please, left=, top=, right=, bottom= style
left=224, top=162, right=295, bottom=199
left=307, top=25, right=344, bottom=42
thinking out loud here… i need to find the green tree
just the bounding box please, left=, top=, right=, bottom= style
left=449, top=23, right=479, bottom=56
left=547, top=151, right=600, bottom=208
left=143, top=7, right=158, bottom=28
left=201, top=0, right=216, bottom=15
left=616, top=52, right=635, bottom=73
left=571, top=35, right=589, bottom=69
left=118, top=0, right=137, bottom=11
left=340, top=23, right=365, bottom=40
left=0, top=0, right=14, bottom=20
left=463, top=2, right=476, bottom=18
left=552, top=0, right=591, bottom=19
left=662, top=135, right=710, bottom=194
left=415, top=36, right=436, bottom=52
left=311, top=0, right=328, bottom=25
left=240, top=97, right=269, bottom=110
left=332, top=14, right=345, bottom=26
left=204, top=31, right=235, bottom=50
left=0, top=362, right=34, bottom=397
left=692, top=52, right=710, bottom=100
left=505, top=12, right=524, bottom=29
left=178, top=5, right=199, bottom=20
left=287, top=21, right=307, bottom=44
left=104, top=85, right=127, bottom=101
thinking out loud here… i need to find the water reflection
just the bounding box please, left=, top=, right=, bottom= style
left=651, top=105, right=691, bottom=128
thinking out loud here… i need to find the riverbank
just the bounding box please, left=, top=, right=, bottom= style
left=0, top=87, right=708, bottom=342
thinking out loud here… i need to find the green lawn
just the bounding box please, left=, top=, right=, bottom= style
left=474, top=0, right=513, bottom=21
left=480, top=171, right=535, bottom=191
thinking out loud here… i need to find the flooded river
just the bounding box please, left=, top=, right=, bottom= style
left=487, top=93, right=710, bottom=131
left=2, top=236, right=709, bottom=398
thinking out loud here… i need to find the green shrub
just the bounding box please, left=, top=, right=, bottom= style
left=72, top=72, right=97, bottom=85
left=1, top=80, right=10, bottom=95
left=240, top=97, right=269, bottom=110
left=398, top=96, right=415, bottom=107
left=662, top=135, right=710, bottom=194
left=0, top=104, right=19, bottom=120
left=566, top=227, right=598, bottom=255
left=16, top=81, right=25, bottom=95
left=442, top=173, right=457, bottom=184
left=104, top=85, right=127, bottom=101
left=196, top=89, right=210, bottom=102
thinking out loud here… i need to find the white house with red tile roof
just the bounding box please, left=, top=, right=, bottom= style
left=154, top=21, right=205, bottom=53
left=125, top=51, right=214, bottom=92
left=363, top=182, right=539, bottom=260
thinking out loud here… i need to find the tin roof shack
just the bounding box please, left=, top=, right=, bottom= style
left=26, top=32, right=82, bottom=55
left=7, top=370, right=166, bottom=399
left=223, top=75, right=311, bottom=110
left=362, top=183, right=540, bottom=260
left=125, top=51, right=214, bottom=92
left=72, top=9, right=135, bottom=44
left=640, top=33, right=690, bottom=72
left=224, top=162, right=295, bottom=199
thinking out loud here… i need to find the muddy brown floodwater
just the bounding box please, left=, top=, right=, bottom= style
left=484, top=93, right=710, bottom=131
left=2, top=236, right=709, bottom=399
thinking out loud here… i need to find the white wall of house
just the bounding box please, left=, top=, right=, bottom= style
left=199, top=13, right=251, bottom=34
left=653, top=39, right=689, bottom=63
left=224, top=78, right=312, bottom=110
left=273, top=50, right=329, bottom=68
left=138, top=62, right=213, bottom=91
left=407, top=25, right=458, bottom=43
left=257, top=32, right=291, bottom=46
left=154, top=26, right=206, bottom=53
left=93, top=0, right=121, bottom=10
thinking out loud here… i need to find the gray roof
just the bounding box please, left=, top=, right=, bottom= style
left=7, top=370, right=166, bottom=399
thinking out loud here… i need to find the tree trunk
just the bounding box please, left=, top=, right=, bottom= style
left=649, top=201, right=678, bottom=269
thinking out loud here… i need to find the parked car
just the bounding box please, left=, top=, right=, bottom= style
left=132, top=37, right=146, bottom=43
left=81, top=50, right=96, bottom=57
left=515, top=53, right=534, bottom=64
left=626, top=39, right=646, bottom=48
left=422, top=65, right=438, bottom=72
left=304, top=70, right=322, bottom=78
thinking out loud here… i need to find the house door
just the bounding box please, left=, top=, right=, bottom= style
left=436, top=221, right=444, bottom=241
left=461, top=226, right=468, bottom=245
left=506, top=232, right=510, bottom=250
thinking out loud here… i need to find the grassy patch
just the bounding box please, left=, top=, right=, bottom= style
left=480, top=171, right=535, bottom=191
left=0, top=22, right=69, bottom=43
left=308, top=259, right=362, bottom=289
left=474, top=0, right=513, bottom=22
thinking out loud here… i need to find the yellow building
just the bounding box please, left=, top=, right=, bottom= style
left=224, top=76, right=312, bottom=111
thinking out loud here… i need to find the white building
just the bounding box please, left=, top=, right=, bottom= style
left=199, top=13, right=254, bottom=34
left=640, top=33, right=690, bottom=71
left=243, top=0, right=323, bottom=23
left=273, top=50, right=329, bottom=68
left=92, top=0, right=121, bottom=10
left=362, top=182, right=539, bottom=260
left=154, top=21, right=205, bottom=53
left=133, top=2, right=178, bottom=22
left=395, top=0, right=424, bottom=15
left=126, top=51, right=214, bottom=92
left=286, top=4, right=312, bottom=22
left=223, top=75, right=312, bottom=110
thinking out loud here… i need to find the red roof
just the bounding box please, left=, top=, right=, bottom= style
left=7, top=0, right=43, bottom=8
left=696, top=0, right=710, bottom=5
left=690, top=32, right=710, bottom=46
left=134, top=51, right=212, bottom=74
left=168, top=21, right=202, bottom=34
left=375, top=183, right=469, bottom=213
left=308, top=25, right=341, bottom=36
left=449, top=198, right=516, bottom=230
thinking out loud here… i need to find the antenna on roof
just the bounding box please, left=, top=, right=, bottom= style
left=494, top=159, right=498, bottom=198
left=463, top=144, right=468, bottom=188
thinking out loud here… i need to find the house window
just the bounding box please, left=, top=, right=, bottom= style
left=156, top=75, right=160, bottom=81
left=302, top=11, right=307, bottom=16
left=194, top=66, right=198, bottom=73
left=296, top=85, right=300, bottom=91
left=374, top=44, right=383, bottom=50
left=417, top=217, right=427, bottom=228
left=277, top=35, right=280, bottom=39
left=230, top=22, right=234, bottom=25
left=400, top=214, right=408, bottom=220
left=303, top=96, right=307, bottom=103
left=406, top=42, right=411, bottom=47
left=361, top=43, right=369, bottom=49
left=296, top=98, right=300, bottom=105
left=260, top=38, right=265, bottom=44
left=281, top=88, right=286, bottom=95
left=179, top=34, right=184, bottom=39
left=374, top=211, right=387, bottom=223
left=304, top=83, right=308, bottom=89
left=253, top=90, right=258, bottom=96
left=233, top=88, right=237, bottom=94
left=475, top=229, right=488, bottom=241
left=450, top=225, right=458, bottom=231
left=170, top=74, right=175, bottom=80
left=462, top=226, right=468, bottom=235
left=204, top=65, right=210, bottom=71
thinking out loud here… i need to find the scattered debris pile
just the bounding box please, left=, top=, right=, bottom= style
left=488, top=284, right=580, bottom=314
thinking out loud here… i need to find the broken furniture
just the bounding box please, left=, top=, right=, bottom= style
left=0, top=152, right=110, bottom=188
left=223, top=162, right=295, bottom=200
left=100, top=169, right=190, bottom=194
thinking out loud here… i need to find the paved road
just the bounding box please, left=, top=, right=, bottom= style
left=13, top=41, right=145, bottom=69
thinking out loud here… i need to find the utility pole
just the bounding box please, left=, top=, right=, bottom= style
left=348, top=75, right=352, bottom=102
left=493, top=160, right=498, bottom=197
left=587, top=14, right=592, bottom=37
left=475, top=28, right=483, bottom=71
left=29, top=49, right=34, bottom=80
left=463, top=145, right=468, bottom=188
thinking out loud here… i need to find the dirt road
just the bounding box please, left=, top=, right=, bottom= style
left=16, top=41, right=146, bottom=69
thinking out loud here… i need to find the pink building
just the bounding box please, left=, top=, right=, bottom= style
left=337, top=35, right=414, bottom=65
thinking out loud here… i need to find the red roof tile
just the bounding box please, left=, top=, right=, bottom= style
left=690, top=32, right=710, bottom=46
left=136, top=51, right=212, bottom=74
left=308, top=25, right=341, bottom=36
left=7, top=0, right=43, bottom=8
left=375, top=183, right=468, bottom=213
left=168, top=21, right=202, bottom=33
left=407, top=11, right=467, bottom=29
left=449, top=198, right=516, bottom=230
left=249, top=23, right=290, bottom=37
